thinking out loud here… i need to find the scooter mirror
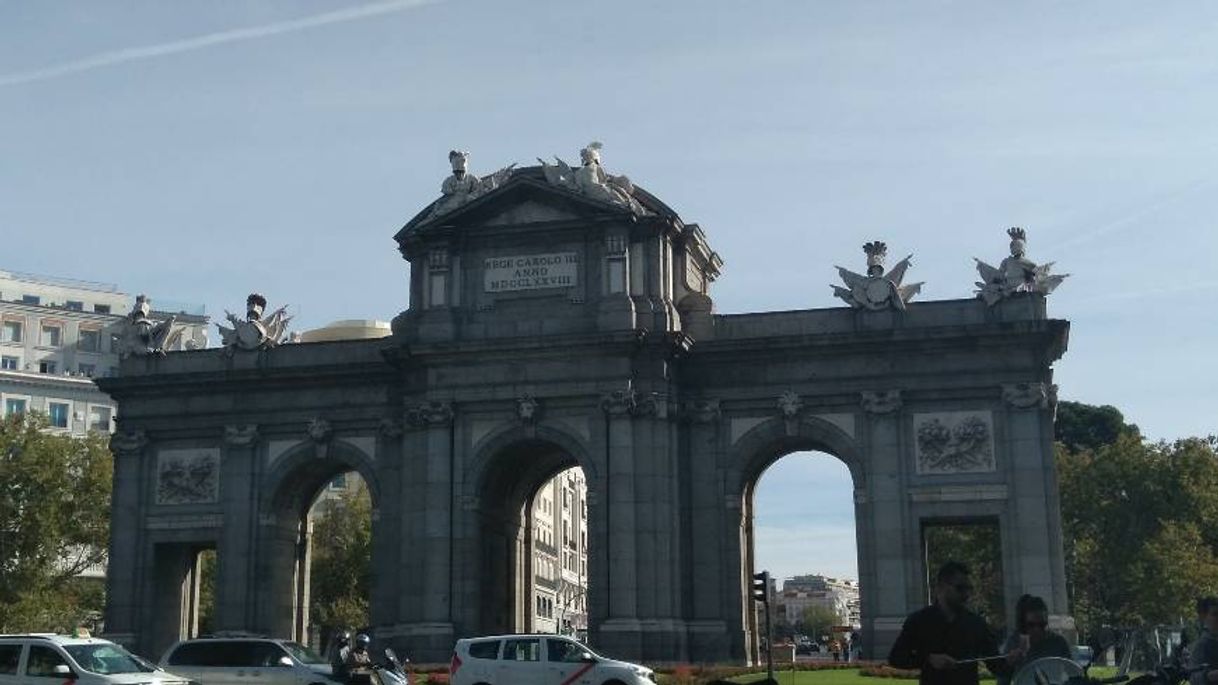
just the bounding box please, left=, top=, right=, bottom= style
left=384, top=648, right=397, bottom=662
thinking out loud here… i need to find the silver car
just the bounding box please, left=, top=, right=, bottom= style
left=159, top=638, right=338, bottom=685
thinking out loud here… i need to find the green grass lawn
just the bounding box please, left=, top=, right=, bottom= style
left=728, top=668, right=875, bottom=684
left=726, top=665, right=1123, bottom=685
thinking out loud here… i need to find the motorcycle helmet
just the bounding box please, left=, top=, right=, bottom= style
left=337, top=631, right=351, bottom=646
left=355, top=634, right=371, bottom=648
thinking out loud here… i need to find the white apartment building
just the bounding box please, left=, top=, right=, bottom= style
left=778, top=575, right=861, bottom=628
left=0, top=268, right=208, bottom=435
left=531, top=466, right=589, bottom=637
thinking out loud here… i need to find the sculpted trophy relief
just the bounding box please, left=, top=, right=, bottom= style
left=216, top=293, right=293, bottom=353
left=116, top=295, right=182, bottom=357
left=428, top=150, right=515, bottom=218
left=538, top=141, right=648, bottom=215
left=832, top=241, right=923, bottom=311
left=974, top=227, right=1068, bottom=305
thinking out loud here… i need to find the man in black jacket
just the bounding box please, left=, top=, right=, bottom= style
left=1189, top=596, right=1218, bottom=685
left=888, top=561, right=1016, bottom=685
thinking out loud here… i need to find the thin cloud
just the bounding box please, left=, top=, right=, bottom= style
left=0, top=0, right=441, bottom=88
left=1045, top=177, right=1213, bottom=253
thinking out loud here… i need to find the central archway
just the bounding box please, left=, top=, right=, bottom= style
left=464, top=425, right=599, bottom=638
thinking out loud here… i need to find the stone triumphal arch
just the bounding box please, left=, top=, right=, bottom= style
left=100, top=145, right=1070, bottom=664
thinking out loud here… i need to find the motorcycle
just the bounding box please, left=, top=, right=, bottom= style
left=1013, top=627, right=1208, bottom=685
left=369, top=648, right=411, bottom=685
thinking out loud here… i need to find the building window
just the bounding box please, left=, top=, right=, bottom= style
left=1, top=321, right=21, bottom=343
left=89, top=406, right=112, bottom=432
left=0, top=355, right=17, bottom=370
left=48, top=402, right=70, bottom=428
left=4, top=398, right=26, bottom=416
left=78, top=363, right=96, bottom=377
left=94, top=304, right=111, bottom=314
left=21, top=295, right=40, bottom=305
left=65, top=301, right=84, bottom=311
left=78, top=329, right=101, bottom=352
left=39, top=360, right=57, bottom=374
left=40, top=324, right=62, bottom=347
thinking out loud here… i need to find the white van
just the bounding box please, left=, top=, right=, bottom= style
left=159, top=638, right=338, bottom=685
left=449, top=634, right=656, bottom=685
left=0, top=634, right=187, bottom=685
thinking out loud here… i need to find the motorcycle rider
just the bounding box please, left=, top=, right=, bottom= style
left=346, top=634, right=374, bottom=685
left=331, top=632, right=351, bottom=682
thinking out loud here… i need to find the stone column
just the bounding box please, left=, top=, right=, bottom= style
left=595, top=389, right=641, bottom=657
left=679, top=400, right=731, bottom=662
left=215, top=424, right=260, bottom=632
left=370, top=418, right=404, bottom=631
left=404, top=401, right=456, bottom=660
left=104, top=430, right=149, bottom=649
left=1002, top=383, right=1073, bottom=635
left=858, top=390, right=911, bottom=659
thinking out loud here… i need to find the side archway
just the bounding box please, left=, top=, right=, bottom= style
left=257, top=439, right=382, bottom=642
left=726, top=416, right=869, bottom=661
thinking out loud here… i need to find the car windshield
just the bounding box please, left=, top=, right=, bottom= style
left=282, top=642, right=327, bottom=665
left=563, top=639, right=601, bottom=659
left=65, top=644, right=157, bottom=675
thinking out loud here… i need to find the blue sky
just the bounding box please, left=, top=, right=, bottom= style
left=4, top=1, right=1216, bottom=581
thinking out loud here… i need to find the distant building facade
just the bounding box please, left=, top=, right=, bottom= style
left=0, top=268, right=207, bottom=435
left=531, top=466, right=589, bottom=637
left=778, top=575, right=861, bottom=628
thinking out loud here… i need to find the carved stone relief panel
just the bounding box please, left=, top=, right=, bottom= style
left=156, top=448, right=221, bottom=505
left=913, top=411, right=995, bottom=475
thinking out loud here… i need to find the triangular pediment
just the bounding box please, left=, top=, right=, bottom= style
left=398, top=170, right=637, bottom=240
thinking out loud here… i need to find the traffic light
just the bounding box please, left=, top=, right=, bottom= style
left=751, top=570, right=770, bottom=604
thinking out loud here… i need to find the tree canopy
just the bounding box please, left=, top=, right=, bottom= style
left=309, top=478, right=373, bottom=634
left=1058, top=432, right=1218, bottom=634
left=0, top=413, right=112, bottom=631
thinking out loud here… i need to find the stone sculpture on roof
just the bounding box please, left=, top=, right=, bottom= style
left=537, top=141, right=647, bottom=215
left=116, top=295, right=182, bottom=357
left=428, top=150, right=515, bottom=219
left=217, top=293, right=292, bottom=352
left=974, top=227, right=1068, bottom=306
left=832, top=241, right=923, bottom=311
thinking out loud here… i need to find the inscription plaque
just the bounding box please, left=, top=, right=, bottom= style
left=484, top=253, right=578, bottom=292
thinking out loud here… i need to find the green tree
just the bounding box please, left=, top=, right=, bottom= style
left=0, top=412, right=112, bottom=631
left=197, top=549, right=217, bottom=635
left=799, top=605, right=840, bottom=642
left=923, top=523, right=1006, bottom=632
left=1058, top=431, right=1218, bottom=636
left=1055, top=401, right=1140, bottom=454
left=309, top=479, right=372, bottom=634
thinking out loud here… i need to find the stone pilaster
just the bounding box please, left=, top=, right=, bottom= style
left=104, top=430, right=149, bottom=646
left=216, top=424, right=260, bottom=632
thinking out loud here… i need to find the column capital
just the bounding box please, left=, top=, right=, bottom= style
left=223, top=424, right=259, bottom=446
left=679, top=398, right=722, bottom=423
left=109, top=429, right=148, bottom=455
left=406, top=401, right=454, bottom=428
left=1002, top=382, right=1053, bottom=410
left=860, top=390, right=903, bottom=415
